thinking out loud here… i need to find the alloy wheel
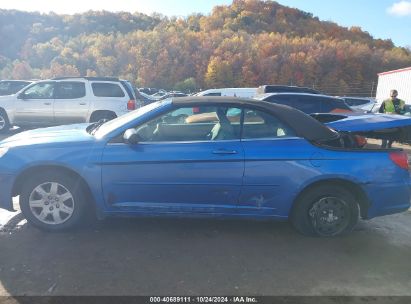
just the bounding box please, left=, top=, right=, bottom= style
left=309, top=196, right=351, bottom=236
left=29, top=182, right=75, bottom=225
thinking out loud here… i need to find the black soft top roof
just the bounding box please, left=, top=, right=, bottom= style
left=171, top=97, right=337, bottom=141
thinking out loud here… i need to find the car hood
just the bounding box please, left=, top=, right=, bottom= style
left=0, top=94, right=14, bottom=100
left=0, top=123, right=95, bottom=147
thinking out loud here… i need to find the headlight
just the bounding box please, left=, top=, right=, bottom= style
left=0, top=147, right=9, bottom=158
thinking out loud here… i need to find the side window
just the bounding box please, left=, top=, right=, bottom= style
left=0, top=82, right=30, bottom=95
left=131, top=106, right=241, bottom=142
left=321, top=97, right=352, bottom=113
left=22, top=82, right=55, bottom=99
left=203, top=92, right=222, bottom=96
left=10, top=82, right=30, bottom=93
left=266, top=95, right=318, bottom=114
left=242, top=108, right=296, bottom=139
left=266, top=95, right=295, bottom=108
left=292, top=96, right=321, bottom=113
left=0, top=82, right=10, bottom=95
left=92, top=83, right=125, bottom=98
left=344, top=98, right=368, bottom=106
left=55, top=82, right=86, bottom=99
left=120, top=81, right=136, bottom=100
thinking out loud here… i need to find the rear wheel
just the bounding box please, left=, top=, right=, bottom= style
left=0, top=109, right=10, bottom=133
left=89, top=111, right=116, bottom=123
left=291, top=185, right=359, bottom=237
left=19, top=172, right=88, bottom=231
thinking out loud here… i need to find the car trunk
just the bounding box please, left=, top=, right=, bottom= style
left=312, top=113, right=411, bottom=144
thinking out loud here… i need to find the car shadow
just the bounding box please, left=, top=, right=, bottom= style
left=0, top=127, right=24, bottom=141
left=0, top=212, right=25, bottom=233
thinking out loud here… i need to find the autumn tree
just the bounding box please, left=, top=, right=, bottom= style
left=11, top=61, right=33, bottom=79
left=174, top=77, right=199, bottom=93
left=40, top=62, right=80, bottom=78
left=0, top=1, right=410, bottom=97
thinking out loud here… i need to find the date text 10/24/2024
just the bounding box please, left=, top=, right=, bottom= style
left=150, top=297, right=258, bottom=303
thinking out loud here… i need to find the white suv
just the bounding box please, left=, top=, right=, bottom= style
left=0, top=77, right=137, bottom=132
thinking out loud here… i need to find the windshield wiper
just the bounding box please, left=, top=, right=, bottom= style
left=87, top=119, right=108, bottom=135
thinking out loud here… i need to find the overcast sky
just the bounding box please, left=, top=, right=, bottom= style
left=0, top=0, right=410, bottom=47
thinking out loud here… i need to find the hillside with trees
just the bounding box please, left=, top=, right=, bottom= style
left=1, top=0, right=410, bottom=96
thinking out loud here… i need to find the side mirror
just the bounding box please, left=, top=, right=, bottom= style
left=17, top=93, right=25, bottom=100
left=123, top=129, right=139, bottom=145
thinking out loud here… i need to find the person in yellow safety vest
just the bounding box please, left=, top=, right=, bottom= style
left=378, top=89, right=406, bottom=148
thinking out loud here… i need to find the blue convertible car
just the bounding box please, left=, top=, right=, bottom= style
left=0, top=97, right=409, bottom=236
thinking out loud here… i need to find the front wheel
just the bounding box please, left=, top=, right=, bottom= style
left=291, top=185, right=359, bottom=237
left=0, top=109, right=10, bottom=133
left=19, top=172, right=88, bottom=231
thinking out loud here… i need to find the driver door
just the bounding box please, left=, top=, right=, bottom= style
left=101, top=105, right=245, bottom=214
left=14, top=82, right=55, bottom=127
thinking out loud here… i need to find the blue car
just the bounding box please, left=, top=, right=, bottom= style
left=0, top=97, right=409, bottom=237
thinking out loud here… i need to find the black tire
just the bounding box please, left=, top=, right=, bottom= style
left=89, top=111, right=116, bottom=123
left=0, top=109, right=10, bottom=133
left=19, top=171, right=88, bottom=231
left=290, top=184, right=359, bottom=237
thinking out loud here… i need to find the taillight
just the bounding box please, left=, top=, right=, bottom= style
left=389, top=151, right=409, bottom=170
left=354, top=135, right=367, bottom=147
left=193, top=107, right=200, bottom=113
left=127, top=99, right=136, bottom=110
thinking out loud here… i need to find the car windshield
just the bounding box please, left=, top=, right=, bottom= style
left=93, top=99, right=170, bottom=139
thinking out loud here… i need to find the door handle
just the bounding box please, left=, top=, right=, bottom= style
left=79, top=102, right=86, bottom=105
left=212, top=149, right=238, bottom=155
left=44, top=102, right=51, bottom=105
